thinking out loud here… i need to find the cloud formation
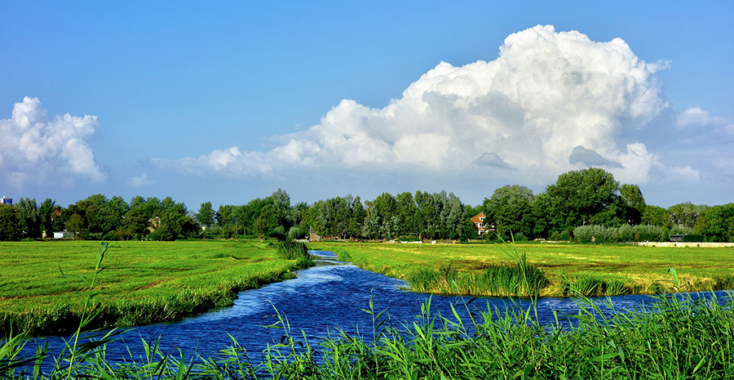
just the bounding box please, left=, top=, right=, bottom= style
left=128, top=172, right=153, bottom=188
left=159, top=25, right=683, bottom=185
left=677, top=107, right=734, bottom=134
left=0, top=97, right=104, bottom=187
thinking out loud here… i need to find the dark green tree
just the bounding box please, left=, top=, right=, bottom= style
left=0, top=205, right=21, bottom=241
left=694, top=204, right=734, bottom=242
left=484, top=185, right=535, bottom=239
left=538, top=168, right=625, bottom=236
left=15, top=198, right=40, bottom=238
left=641, top=205, right=673, bottom=228
left=620, top=184, right=646, bottom=225
left=196, top=202, right=216, bottom=227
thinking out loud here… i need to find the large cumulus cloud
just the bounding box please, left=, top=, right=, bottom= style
left=0, top=97, right=105, bottom=187
left=158, top=25, right=677, bottom=184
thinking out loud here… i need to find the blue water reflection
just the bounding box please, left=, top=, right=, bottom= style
left=25, top=250, right=731, bottom=364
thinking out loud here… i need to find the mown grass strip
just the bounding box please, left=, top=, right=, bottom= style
left=0, top=240, right=311, bottom=336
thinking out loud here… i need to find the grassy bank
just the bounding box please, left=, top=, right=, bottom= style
left=312, top=241, right=734, bottom=297
left=0, top=240, right=312, bottom=336
left=3, top=291, right=733, bottom=379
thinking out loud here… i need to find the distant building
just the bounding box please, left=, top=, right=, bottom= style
left=53, top=231, right=74, bottom=239
left=309, top=226, right=320, bottom=242
left=471, top=212, right=489, bottom=235
left=670, top=234, right=704, bottom=243
left=0, top=196, right=12, bottom=205
left=148, top=217, right=161, bottom=232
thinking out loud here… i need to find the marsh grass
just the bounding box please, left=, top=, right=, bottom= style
left=403, top=234, right=550, bottom=297
left=3, top=289, right=733, bottom=378
left=313, top=239, right=734, bottom=297
left=2, top=241, right=734, bottom=379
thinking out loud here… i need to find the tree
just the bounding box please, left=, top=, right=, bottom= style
left=196, top=202, right=215, bottom=227
left=483, top=185, right=534, bottom=239
left=641, top=205, right=672, bottom=228
left=620, top=184, right=646, bottom=225
left=120, top=208, right=149, bottom=237
left=65, top=214, right=86, bottom=237
left=539, top=168, right=625, bottom=236
left=0, top=205, right=21, bottom=241
left=15, top=198, right=41, bottom=238
left=38, top=198, right=58, bottom=234
left=669, top=202, right=707, bottom=228
left=694, top=204, right=734, bottom=242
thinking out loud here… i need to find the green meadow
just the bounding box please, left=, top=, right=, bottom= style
left=0, top=240, right=308, bottom=336
left=312, top=241, right=734, bottom=297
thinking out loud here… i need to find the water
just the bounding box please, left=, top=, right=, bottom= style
left=24, top=251, right=730, bottom=365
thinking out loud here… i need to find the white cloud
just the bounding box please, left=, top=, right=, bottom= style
left=669, top=165, right=700, bottom=182
left=677, top=107, right=734, bottom=133
left=0, top=97, right=105, bottom=187
left=128, top=172, right=153, bottom=188
left=159, top=25, right=675, bottom=184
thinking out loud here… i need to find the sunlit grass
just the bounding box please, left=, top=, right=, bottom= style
left=0, top=240, right=308, bottom=336
left=315, top=241, right=734, bottom=297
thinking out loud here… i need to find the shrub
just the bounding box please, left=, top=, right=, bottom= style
left=670, top=225, right=694, bottom=235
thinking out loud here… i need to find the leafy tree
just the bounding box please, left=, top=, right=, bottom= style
left=0, top=205, right=21, bottom=241
left=196, top=202, right=216, bottom=227
left=38, top=198, right=59, bottom=234
left=538, top=168, right=625, bottom=236
left=65, top=214, right=86, bottom=237
left=121, top=208, right=149, bottom=236
left=92, top=196, right=129, bottom=234
left=15, top=198, right=40, bottom=238
left=694, top=204, right=734, bottom=242
left=483, top=185, right=534, bottom=239
left=620, top=184, right=646, bottom=225
left=641, top=205, right=673, bottom=228
left=669, top=202, right=708, bottom=228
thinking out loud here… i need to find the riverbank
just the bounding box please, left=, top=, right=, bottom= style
left=5, top=289, right=733, bottom=379
left=0, top=240, right=311, bottom=336
left=311, top=241, right=734, bottom=297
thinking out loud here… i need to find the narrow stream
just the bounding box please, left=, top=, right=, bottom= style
left=26, top=251, right=730, bottom=365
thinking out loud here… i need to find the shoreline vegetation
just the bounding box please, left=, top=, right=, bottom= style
left=2, top=242, right=733, bottom=378
left=1, top=238, right=732, bottom=339
left=313, top=241, right=734, bottom=298
left=0, top=240, right=313, bottom=337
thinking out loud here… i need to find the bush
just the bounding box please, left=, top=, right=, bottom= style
left=632, top=224, right=667, bottom=242
left=102, top=230, right=119, bottom=241
left=574, top=224, right=667, bottom=243
left=287, top=226, right=305, bottom=240
left=513, top=232, right=528, bottom=241
left=670, top=225, right=694, bottom=235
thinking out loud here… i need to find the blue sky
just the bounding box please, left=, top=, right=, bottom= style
left=1, top=1, right=733, bottom=209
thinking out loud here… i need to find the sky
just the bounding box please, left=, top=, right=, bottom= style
left=1, top=1, right=733, bottom=209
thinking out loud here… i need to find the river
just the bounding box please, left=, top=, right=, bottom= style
left=24, top=250, right=730, bottom=366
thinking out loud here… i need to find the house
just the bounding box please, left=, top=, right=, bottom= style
left=53, top=231, right=74, bottom=239
left=471, top=212, right=489, bottom=235
left=148, top=217, right=161, bottom=232
left=0, top=196, right=12, bottom=205
left=309, top=226, right=320, bottom=242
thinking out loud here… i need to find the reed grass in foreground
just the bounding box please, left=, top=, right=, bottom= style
left=315, top=241, right=734, bottom=297
left=2, top=291, right=732, bottom=379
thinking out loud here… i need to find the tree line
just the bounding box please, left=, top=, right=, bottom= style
left=1, top=168, right=732, bottom=242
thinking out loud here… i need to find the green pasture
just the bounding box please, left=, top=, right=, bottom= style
left=312, top=241, right=734, bottom=297
left=0, top=240, right=305, bottom=335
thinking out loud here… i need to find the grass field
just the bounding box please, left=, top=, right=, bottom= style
left=0, top=240, right=309, bottom=336
left=311, top=241, right=734, bottom=297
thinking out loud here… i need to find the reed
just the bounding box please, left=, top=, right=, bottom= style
left=3, top=290, right=732, bottom=379
left=404, top=240, right=549, bottom=297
